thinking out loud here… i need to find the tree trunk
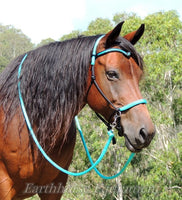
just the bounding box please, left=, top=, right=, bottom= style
left=115, top=175, right=123, bottom=200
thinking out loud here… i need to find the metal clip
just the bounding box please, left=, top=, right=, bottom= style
left=110, top=111, right=121, bottom=129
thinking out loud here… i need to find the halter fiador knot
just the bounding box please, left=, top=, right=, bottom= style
left=17, top=35, right=146, bottom=179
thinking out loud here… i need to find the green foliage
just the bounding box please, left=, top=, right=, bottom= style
left=0, top=56, right=8, bottom=71
left=113, top=12, right=143, bottom=37
left=37, top=38, right=55, bottom=47
left=141, top=11, right=182, bottom=129
left=60, top=30, right=82, bottom=41
left=113, top=12, right=141, bottom=24
left=134, top=132, right=182, bottom=200
left=62, top=10, right=182, bottom=200
left=1, top=10, right=181, bottom=200
left=82, top=18, right=113, bottom=36
left=0, top=24, right=34, bottom=69
left=173, top=96, right=182, bottom=125
left=26, top=195, right=39, bottom=200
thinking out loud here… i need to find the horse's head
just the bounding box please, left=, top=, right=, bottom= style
left=87, top=22, right=155, bottom=152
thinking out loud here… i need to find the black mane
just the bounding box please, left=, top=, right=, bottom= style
left=0, top=34, right=143, bottom=153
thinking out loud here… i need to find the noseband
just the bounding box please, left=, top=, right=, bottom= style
left=87, top=35, right=147, bottom=132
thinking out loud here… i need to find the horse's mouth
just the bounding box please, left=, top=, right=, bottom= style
left=124, top=135, right=142, bottom=153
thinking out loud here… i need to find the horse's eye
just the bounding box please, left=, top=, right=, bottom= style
left=106, top=71, right=119, bottom=81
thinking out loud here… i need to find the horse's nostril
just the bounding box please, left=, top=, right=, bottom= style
left=139, top=128, right=148, bottom=140
left=138, top=128, right=155, bottom=145
left=138, top=128, right=152, bottom=145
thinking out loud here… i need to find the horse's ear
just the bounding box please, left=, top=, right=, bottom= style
left=105, top=21, right=124, bottom=48
left=123, top=24, right=145, bottom=45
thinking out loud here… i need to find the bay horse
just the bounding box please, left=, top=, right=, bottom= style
left=0, top=22, right=155, bottom=199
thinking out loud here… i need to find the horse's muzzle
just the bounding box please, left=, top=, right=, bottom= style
left=123, top=126, right=156, bottom=152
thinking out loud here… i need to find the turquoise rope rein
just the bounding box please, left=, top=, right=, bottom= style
left=18, top=53, right=136, bottom=179
left=75, top=116, right=135, bottom=179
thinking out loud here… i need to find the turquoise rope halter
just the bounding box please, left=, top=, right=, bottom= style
left=17, top=35, right=147, bottom=179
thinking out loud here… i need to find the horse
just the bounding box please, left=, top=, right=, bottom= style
left=0, top=21, right=155, bottom=199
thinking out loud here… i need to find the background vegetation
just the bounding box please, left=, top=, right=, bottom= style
left=0, top=10, right=181, bottom=200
